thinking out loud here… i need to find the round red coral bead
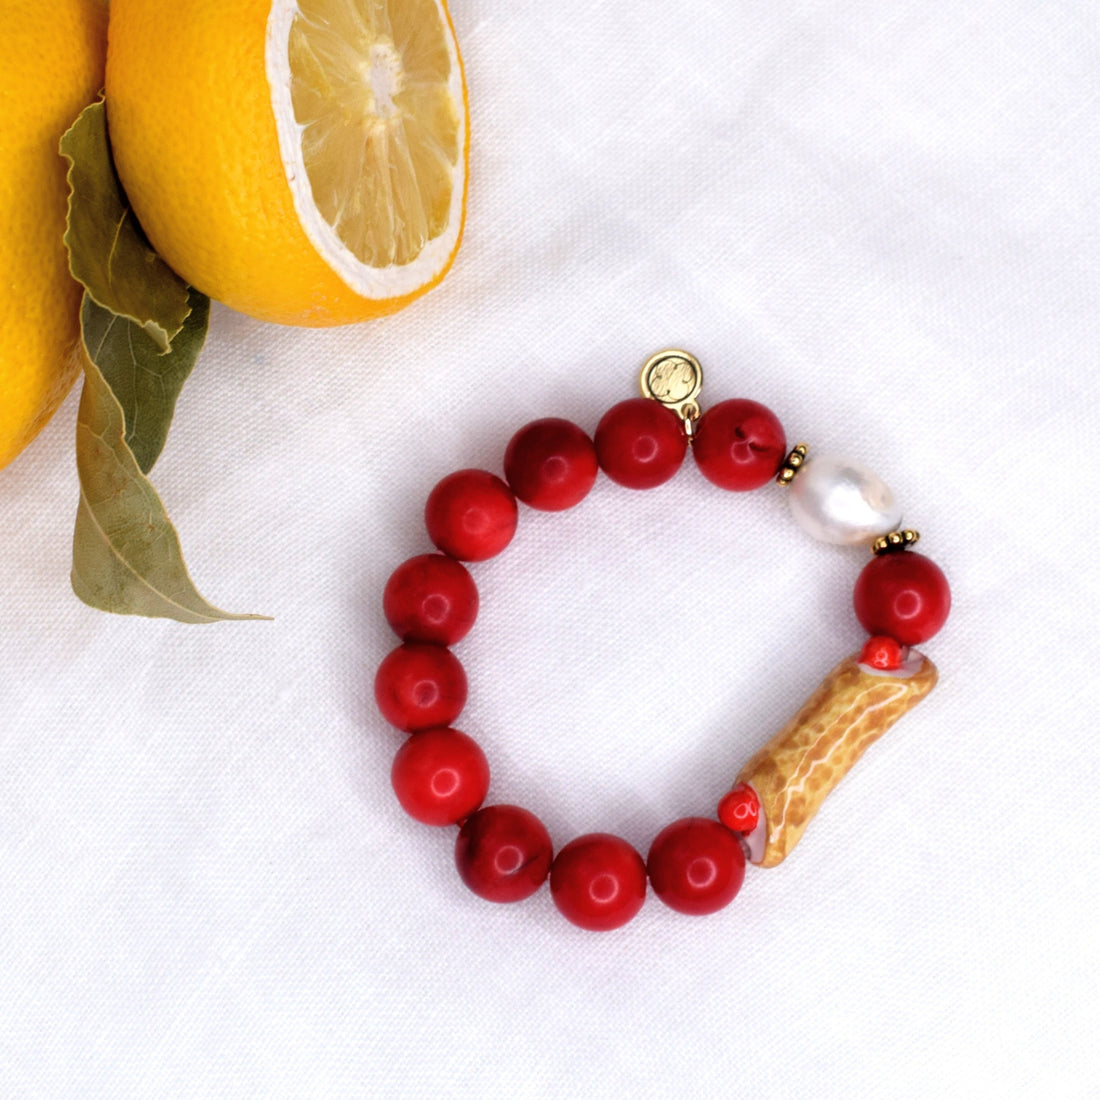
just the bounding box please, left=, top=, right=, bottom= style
left=455, top=805, right=553, bottom=903
left=504, top=418, right=598, bottom=511
left=391, top=727, right=490, bottom=826
left=646, top=817, right=746, bottom=916
left=693, top=398, right=786, bottom=491
left=383, top=554, right=479, bottom=645
left=550, top=833, right=648, bottom=932
left=594, top=398, right=687, bottom=489
left=853, top=551, right=951, bottom=646
left=374, top=643, right=468, bottom=732
left=425, top=469, right=518, bottom=561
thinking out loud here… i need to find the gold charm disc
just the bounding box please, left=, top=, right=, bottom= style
left=639, top=349, right=704, bottom=423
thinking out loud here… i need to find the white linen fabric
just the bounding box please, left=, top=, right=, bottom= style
left=2, top=2, right=1098, bottom=1096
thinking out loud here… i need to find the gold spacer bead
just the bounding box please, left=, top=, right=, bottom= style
left=871, top=529, right=921, bottom=555
left=776, top=444, right=809, bottom=487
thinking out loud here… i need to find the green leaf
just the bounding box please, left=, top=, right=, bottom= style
left=81, top=287, right=210, bottom=475
left=71, top=342, right=267, bottom=624
left=60, top=99, right=191, bottom=353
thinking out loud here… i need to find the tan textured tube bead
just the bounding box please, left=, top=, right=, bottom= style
left=737, top=651, right=938, bottom=867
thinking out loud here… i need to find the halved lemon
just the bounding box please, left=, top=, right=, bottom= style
left=106, top=0, right=468, bottom=326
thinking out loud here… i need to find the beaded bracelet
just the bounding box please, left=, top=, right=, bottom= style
left=374, top=350, right=950, bottom=931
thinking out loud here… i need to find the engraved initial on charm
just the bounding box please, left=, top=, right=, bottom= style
left=639, top=349, right=704, bottom=436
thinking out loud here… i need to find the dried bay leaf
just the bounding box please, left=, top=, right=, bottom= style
left=60, top=100, right=190, bottom=353
left=81, top=288, right=210, bottom=475
left=71, top=349, right=266, bottom=623
left=62, top=98, right=264, bottom=622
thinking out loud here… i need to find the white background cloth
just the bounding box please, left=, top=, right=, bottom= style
left=2, top=1, right=1098, bottom=1096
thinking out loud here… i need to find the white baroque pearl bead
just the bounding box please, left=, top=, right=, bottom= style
left=788, top=455, right=902, bottom=545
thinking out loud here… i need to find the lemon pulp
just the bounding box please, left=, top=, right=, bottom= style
left=287, top=0, right=461, bottom=270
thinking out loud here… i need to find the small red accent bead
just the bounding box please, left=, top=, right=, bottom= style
left=859, top=634, right=905, bottom=671
left=391, top=727, right=490, bottom=826
left=853, top=551, right=951, bottom=646
left=374, top=643, right=468, bottom=732
left=717, top=783, right=761, bottom=834
left=693, top=398, right=787, bottom=491
left=383, top=554, right=479, bottom=645
left=549, top=833, right=647, bottom=932
left=594, top=398, right=687, bottom=489
left=504, top=418, right=598, bottom=511
left=425, top=469, right=518, bottom=561
left=455, top=804, right=553, bottom=903
left=646, top=817, right=746, bottom=916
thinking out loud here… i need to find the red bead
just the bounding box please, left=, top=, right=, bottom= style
left=504, top=418, right=598, bottom=511
left=549, top=833, right=647, bottom=931
left=693, top=398, right=786, bottom=491
left=425, top=469, right=518, bottom=561
left=594, top=398, right=687, bottom=489
left=391, top=727, right=490, bottom=826
left=374, top=643, right=468, bottom=732
left=859, top=634, right=905, bottom=671
left=646, top=817, right=746, bottom=916
left=455, top=804, right=553, bottom=903
left=853, top=551, right=951, bottom=646
left=383, top=554, right=479, bottom=645
left=717, top=783, right=760, bottom=834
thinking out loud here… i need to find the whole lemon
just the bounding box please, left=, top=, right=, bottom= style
left=106, top=0, right=469, bottom=327
left=0, top=0, right=108, bottom=471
